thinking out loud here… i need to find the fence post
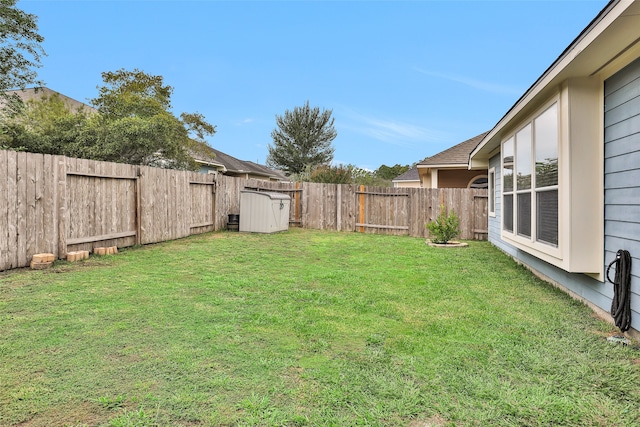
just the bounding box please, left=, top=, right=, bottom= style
left=295, top=181, right=300, bottom=227
left=56, top=156, right=67, bottom=258
left=135, top=166, right=142, bottom=245
left=336, top=184, right=342, bottom=232
left=358, top=185, right=365, bottom=232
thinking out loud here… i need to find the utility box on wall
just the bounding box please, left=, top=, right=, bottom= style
left=239, top=190, right=291, bottom=233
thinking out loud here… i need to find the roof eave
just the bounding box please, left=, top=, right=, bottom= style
left=470, top=0, right=632, bottom=163
left=417, top=163, right=468, bottom=169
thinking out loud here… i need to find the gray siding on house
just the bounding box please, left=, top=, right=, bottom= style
left=604, top=57, right=640, bottom=326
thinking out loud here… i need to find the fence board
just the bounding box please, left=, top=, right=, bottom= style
left=0, top=151, right=8, bottom=270
left=7, top=151, right=18, bottom=269
left=56, top=155, right=66, bottom=257
left=25, top=153, right=37, bottom=259
left=42, top=155, right=54, bottom=254
left=16, top=152, right=27, bottom=266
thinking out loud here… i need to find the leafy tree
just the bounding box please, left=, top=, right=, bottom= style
left=0, top=0, right=46, bottom=115
left=0, top=91, right=91, bottom=153
left=86, top=69, right=216, bottom=168
left=308, top=164, right=353, bottom=184
left=302, top=163, right=392, bottom=186
left=1, top=69, right=216, bottom=170
left=267, top=101, right=337, bottom=175
left=375, top=164, right=410, bottom=180
left=348, top=164, right=392, bottom=186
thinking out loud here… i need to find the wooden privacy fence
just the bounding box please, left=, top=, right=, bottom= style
left=214, top=176, right=488, bottom=240
left=1, top=150, right=487, bottom=272
left=0, top=150, right=215, bottom=272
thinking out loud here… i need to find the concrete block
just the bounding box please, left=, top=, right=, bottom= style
left=32, top=253, right=55, bottom=263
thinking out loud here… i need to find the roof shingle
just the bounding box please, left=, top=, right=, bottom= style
left=418, top=132, right=489, bottom=167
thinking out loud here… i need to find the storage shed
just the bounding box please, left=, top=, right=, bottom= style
left=239, top=190, right=291, bottom=233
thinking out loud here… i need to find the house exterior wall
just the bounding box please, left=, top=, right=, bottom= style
left=487, top=54, right=640, bottom=331
left=198, top=165, right=219, bottom=175
left=419, top=168, right=488, bottom=189
left=418, top=169, right=432, bottom=188
left=438, top=169, right=484, bottom=188
left=603, top=56, right=640, bottom=329
left=475, top=1, right=640, bottom=335
left=393, top=181, right=421, bottom=188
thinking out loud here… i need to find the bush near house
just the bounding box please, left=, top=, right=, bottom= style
left=426, top=204, right=461, bottom=243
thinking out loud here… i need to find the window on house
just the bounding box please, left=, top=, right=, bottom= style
left=469, top=177, right=488, bottom=189
left=534, top=103, right=558, bottom=246
left=488, top=168, right=496, bottom=216
left=503, top=137, right=514, bottom=232
left=502, top=102, right=558, bottom=247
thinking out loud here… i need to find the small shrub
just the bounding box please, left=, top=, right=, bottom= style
left=426, top=204, right=460, bottom=244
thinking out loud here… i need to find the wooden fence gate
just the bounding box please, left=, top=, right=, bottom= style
left=356, top=185, right=411, bottom=235
left=473, top=194, right=489, bottom=240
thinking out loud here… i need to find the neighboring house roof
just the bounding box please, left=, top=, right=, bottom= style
left=244, top=161, right=288, bottom=181
left=206, top=147, right=249, bottom=173
left=392, top=167, right=419, bottom=182
left=418, top=132, right=489, bottom=168
left=4, top=87, right=96, bottom=112
left=193, top=146, right=288, bottom=181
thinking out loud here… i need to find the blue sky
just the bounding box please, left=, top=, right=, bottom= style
left=21, top=0, right=608, bottom=171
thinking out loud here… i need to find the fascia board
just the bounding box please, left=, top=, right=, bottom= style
left=418, top=164, right=468, bottom=169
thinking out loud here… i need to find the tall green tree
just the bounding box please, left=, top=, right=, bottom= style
left=267, top=101, right=337, bottom=175
left=0, top=0, right=46, bottom=115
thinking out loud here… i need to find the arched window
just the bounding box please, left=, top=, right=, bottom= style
left=467, top=175, right=488, bottom=189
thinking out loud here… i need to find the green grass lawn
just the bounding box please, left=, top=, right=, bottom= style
left=1, top=228, right=639, bottom=427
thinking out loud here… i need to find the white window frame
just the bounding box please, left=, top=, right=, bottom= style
left=488, top=167, right=496, bottom=217
left=501, top=98, right=560, bottom=259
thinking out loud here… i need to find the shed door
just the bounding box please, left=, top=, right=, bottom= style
left=603, top=57, right=640, bottom=315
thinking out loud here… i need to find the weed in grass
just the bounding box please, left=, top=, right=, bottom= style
left=96, top=395, right=126, bottom=410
